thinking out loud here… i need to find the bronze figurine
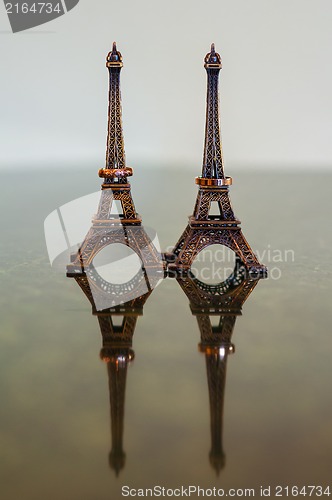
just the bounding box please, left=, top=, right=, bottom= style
left=166, top=44, right=267, bottom=278
left=67, top=43, right=163, bottom=277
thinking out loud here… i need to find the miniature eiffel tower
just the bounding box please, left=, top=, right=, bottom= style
left=72, top=269, right=155, bottom=476
left=167, top=44, right=267, bottom=277
left=67, top=43, right=162, bottom=276
left=177, top=266, right=261, bottom=474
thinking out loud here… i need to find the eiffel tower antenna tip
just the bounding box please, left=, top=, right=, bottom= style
left=106, top=42, right=122, bottom=66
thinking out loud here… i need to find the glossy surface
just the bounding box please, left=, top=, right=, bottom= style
left=0, top=169, right=331, bottom=499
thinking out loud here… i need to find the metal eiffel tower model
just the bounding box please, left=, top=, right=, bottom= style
left=73, top=271, right=155, bottom=476
left=168, top=45, right=267, bottom=277
left=67, top=43, right=162, bottom=275
left=177, top=268, right=261, bottom=474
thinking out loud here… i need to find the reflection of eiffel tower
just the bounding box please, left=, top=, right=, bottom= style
left=177, top=266, right=262, bottom=474
left=168, top=45, right=267, bottom=277
left=72, top=270, right=155, bottom=475
left=67, top=43, right=162, bottom=276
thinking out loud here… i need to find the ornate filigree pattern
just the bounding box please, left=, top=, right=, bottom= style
left=197, top=315, right=236, bottom=346
left=193, top=189, right=236, bottom=221
left=94, top=188, right=139, bottom=223
left=104, top=43, right=128, bottom=185
left=106, top=68, right=126, bottom=172
left=70, top=225, right=162, bottom=272
left=202, top=69, right=224, bottom=179
left=98, top=315, right=138, bottom=345
left=174, top=228, right=261, bottom=271
left=177, top=266, right=259, bottom=312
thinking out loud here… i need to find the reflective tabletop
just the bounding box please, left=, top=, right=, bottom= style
left=0, top=168, right=331, bottom=499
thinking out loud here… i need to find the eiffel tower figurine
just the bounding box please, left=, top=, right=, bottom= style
left=167, top=44, right=267, bottom=277
left=67, top=43, right=162, bottom=276
left=177, top=266, right=262, bottom=474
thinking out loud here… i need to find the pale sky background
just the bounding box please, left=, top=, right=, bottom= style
left=0, top=0, right=331, bottom=171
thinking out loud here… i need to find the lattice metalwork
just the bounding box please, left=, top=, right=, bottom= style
left=104, top=42, right=127, bottom=183
left=202, top=44, right=224, bottom=179
left=173, top=226, right=262, bottom=272
left=94, top=188, right=139, bottom=224
left=97, top=43, right=140, bottom=219
left=69, top=224, right=163, bottom=274
left=177, top=263, right=258, bottom=309
left=169, top=45, right=267, bottom=277
left=106, top=64, right=125, bottom=170
left=193, top=190, right=236, bottom=221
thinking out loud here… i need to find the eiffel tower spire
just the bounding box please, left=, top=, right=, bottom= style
left=99, top=42, right=131, bottom=184
left=197, top=43, right=231, bottom=186
left=96, top=42, right=141, bottom=223
left=201, top=43, right=225, bottom=180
